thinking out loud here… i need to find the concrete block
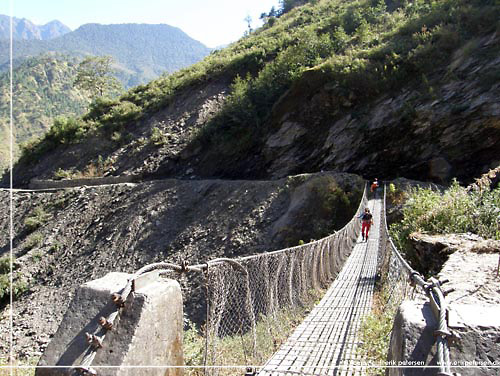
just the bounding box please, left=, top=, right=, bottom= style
left=388, top=300, right=500, bottom=376
left=36, top=272, right=183, bottom=376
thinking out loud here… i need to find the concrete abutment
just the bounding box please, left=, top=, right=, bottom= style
left=36, top=272, right=183, bottom=376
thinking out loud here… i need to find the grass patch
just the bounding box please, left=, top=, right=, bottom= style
left=0, top=356, right=38, bottom=376
left=53, top=155, right=113, bottom=179
left=23, top=232, right=43, bottom=252
left=24, top=207, right=51, bottom=232
left=150, top=127, right=169, bottom=146
left=358, top=288, right=396, bottom=375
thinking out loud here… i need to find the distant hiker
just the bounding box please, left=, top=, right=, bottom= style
left=370, top=178, right=379, bottom=193
left=360, top=208, right=373, bottom=241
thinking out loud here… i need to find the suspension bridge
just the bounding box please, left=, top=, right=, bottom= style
left=258, top=197, right=380, bottom=375
left=34, top=183, right=454, bottom=376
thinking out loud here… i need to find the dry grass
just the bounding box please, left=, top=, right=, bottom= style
left=0, top=357, right=38, bottom=376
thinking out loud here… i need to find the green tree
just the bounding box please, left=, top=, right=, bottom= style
left=73, top=56, right=123, bottom=99
left=244, top=15, right=253, bottom=35
left=279, top=0, right=309, bottom=14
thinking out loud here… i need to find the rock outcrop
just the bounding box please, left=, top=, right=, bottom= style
left=388, top=233, right=500, bottom=375
left=263, top=32, right=500, bottom=183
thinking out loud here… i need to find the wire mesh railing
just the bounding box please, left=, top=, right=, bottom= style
left=71, top=184, right=368, bottom=376
left=377, top=186, right=420, bottom=307
left=201, top=184, right=368, bottom=374
left=378, top=184, right=454, bottom=376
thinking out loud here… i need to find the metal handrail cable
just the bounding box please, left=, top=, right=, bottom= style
left=382, top=184, right=453, bottom=376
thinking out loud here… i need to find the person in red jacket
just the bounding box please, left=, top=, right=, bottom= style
left=360, top=208, right=373, bottom=241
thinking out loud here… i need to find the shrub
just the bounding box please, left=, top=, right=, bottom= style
left=150, top=127, right=168, bottom=146
left=19, top=117, right=92, bottom=164
left=390, top=180, right=500, bottom=259
left=45, top=117, right=89, bottom=145
left=53, top=168, right=74, bottom=180
left=0, top=256, right=30, bottom=305
left=24, top=207, right=51, bottom=232
left=183, top=319, right=205, bottom=369
left=23, top=232, right=44, bottom=251
left=83, top=97, right=119, bottom=121
left=95, top=101, right=142, bottom=136
left=66, top=155, right=112, bottom=178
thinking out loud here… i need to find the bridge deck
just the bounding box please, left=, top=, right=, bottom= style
left=258, top=197, right=381, bottom=376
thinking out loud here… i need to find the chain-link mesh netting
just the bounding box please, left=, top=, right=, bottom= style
left=376, top=184, right=452, bottom=375
left=202, top=186, right=368, bottom=374
left=377, top=185, right=422, bottom=308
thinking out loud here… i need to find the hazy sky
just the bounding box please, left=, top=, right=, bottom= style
left=5, top=0, right=282, bottom=47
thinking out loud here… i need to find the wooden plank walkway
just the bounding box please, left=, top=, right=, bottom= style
left=258, top=197, right=381, bottom=376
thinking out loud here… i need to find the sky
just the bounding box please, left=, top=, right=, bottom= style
left=5, top=0, right=282, bottom=48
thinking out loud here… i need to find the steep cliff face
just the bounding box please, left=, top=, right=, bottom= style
left=259, top=32, right=499, bottom=183
left=150, top=32, right=500, bottom=183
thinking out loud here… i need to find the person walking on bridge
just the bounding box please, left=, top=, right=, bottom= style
left=370, top=178, right=379, bottom=196
left=360, top=208, right=373, bottom=242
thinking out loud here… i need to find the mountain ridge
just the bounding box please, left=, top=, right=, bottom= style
left=0, top=15, right=71, bottom=40
left=0, top=21, right=212, bottom=87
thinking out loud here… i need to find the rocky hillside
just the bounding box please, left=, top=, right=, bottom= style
left=0, top=171, right=363, bottom=358
left=5, top=0, right=499, bottom=187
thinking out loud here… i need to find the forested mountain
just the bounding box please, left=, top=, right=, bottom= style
left=0, top=19, right=212, bottom=170
left=0, top=15, right=71, bottom=40
left=6, top=0, right=500, bottom=187
left=0, top=55, right=89, bottom=170
left=0, top=22, right=212, bottom=87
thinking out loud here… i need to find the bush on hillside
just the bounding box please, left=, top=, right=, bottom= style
left=24, top=206, right=52, bottom=232
left=19, top=116, right=92, bottom=163
left=390, top=180, right=500, bottom=259
left=0, top=256, right=29, bottom=306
